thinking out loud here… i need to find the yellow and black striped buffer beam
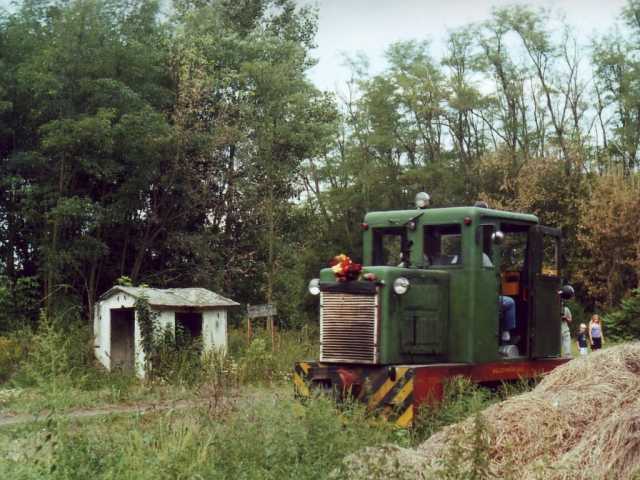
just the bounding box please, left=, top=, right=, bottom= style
left=292, top=362, right=415, bottom=428
left=365, top=367, right=415, bottom=428
left=293, top=362, right=311, bottom=398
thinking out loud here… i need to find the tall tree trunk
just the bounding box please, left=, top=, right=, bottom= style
left=46, top=156, right=65, bottom=318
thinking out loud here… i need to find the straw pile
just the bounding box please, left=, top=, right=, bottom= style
left=337, top=343, right=640, bottom=480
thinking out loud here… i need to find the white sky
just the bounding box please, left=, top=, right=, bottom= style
left=301, top=0, right=628, bottom=91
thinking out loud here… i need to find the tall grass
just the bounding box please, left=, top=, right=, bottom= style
left=0, top=392, right=400, bottom=480
left=0, top=381, right=520, bottom=480
left=228, top=326, right=318, bottom=384
left=0, top=320, right=541, bottom=479
left=0, top=318, right=318, bottom=414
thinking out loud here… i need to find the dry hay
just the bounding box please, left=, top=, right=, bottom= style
left=337, top=342, right=640, bottom=480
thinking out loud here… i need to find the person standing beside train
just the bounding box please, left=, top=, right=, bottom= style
left=589, top=314, right=605, bottom=350
left=561, top=305, right=573, bottom=357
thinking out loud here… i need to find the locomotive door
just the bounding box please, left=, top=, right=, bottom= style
left=528, top=225, right=562, bottom=358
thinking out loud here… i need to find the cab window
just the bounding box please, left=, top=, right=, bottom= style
left=372, top=228, right=409, bottom=266
left=480, top=224, right=495, bottom=268
left=424, top=224, right=463, bottom=266
left=500, top=226, right=528, bottom=271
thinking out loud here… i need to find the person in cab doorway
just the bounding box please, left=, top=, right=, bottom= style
left=500, top=296, right=516, bottom=344
left=479, top=251, right=517, bottom=344
left=576, top=323, right=589, bottom=356
left=561, top=305, right=572, bottom=357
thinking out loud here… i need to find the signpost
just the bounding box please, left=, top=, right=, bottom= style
left=246, top=304, right=277, bottom=347
left=247, top=304, right=277, bottom=319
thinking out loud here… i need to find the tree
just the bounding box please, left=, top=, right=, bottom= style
left=575, top=173, right=640, bottom=308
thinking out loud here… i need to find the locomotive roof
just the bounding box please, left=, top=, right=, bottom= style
left=363, top=206, right=539, bottom=226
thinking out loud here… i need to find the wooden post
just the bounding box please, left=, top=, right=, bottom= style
left=269, top=315, right=275, bottom=351
left=247, top=304, right=276, bottom=347
left=272, top=321, right=278, bottom=352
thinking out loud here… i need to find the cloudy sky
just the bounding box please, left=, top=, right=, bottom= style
left=302, top=0, right=628, bottom=91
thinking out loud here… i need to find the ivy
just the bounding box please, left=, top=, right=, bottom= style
left=134, top=294, right=159, bottom=376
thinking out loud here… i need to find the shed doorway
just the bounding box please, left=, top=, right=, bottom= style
left=175, top=312, right=203, bottom=349
left=111, top=308, right=135, bottom=371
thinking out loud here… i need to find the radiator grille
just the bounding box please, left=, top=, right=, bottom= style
left=320, top=291, right=378, bottom=363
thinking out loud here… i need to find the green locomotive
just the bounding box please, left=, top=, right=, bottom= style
left=294, top=194, right=573, bottom=427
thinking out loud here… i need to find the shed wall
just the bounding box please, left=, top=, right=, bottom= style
left=95, top=292, right=136, bottom=371
left=203, top=309, right=228, bottom=352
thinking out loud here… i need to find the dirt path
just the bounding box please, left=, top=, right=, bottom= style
left=0, top=398, right=215, bottom=428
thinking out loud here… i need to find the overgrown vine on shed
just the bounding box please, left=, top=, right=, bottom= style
left=134, top=295, right=158, bottom=375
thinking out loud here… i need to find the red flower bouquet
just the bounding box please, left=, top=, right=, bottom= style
left=330, top=254, right=362, bottom=282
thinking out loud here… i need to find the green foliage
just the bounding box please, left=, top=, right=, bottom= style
left=239, top=337, right=275, bottom=383
left=605, top=289, right=640, bottom=340
left=15, top=314, right=94, bottom=389
left=436, top=412, right=492, bottom=480
left=133, top=295, right=158, bottom=373
left=411, top=377, right=492, bottom=444
left=2, top=0, right=640, bottom=331
left=0, top=276, right=40, bottom=332
left=148, top=326, right=205, bottom=386
left=575, top=174, right=640, bottom=308
left=0, top=392, right=399, bottom=480
left=115, top=276, right=132, bottom=287
left=564, top=298, right=589, bottom=335
left=0, top=335, right=26, bottom=383
left=0, top=326, right=548, bottom=479
left=132, top=294, right=206, bottom=384
left=229, top=327, right=318, bottom=384
left=0, top=375, right=538, bottom=479
left=0, top=0, right=332, bottom=329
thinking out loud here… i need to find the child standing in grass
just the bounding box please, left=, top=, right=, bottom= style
left=576, top=323, right=589, bottom=356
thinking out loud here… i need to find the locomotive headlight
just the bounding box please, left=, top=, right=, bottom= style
left=308, top=278, right=320, bottom=296
left=393, top=277, right=410, bottom=295
left=415, top=191, right=430, bottom=209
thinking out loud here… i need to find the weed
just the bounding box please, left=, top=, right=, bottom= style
left=230, top=326, right=317, bottom=385
left=411, top=377, right=506, bottom=447
left=0, top=335, right=26, bottom=383
left=435, top=411, right=493, bottom=480
left=0, top=388, right=399, bottom=480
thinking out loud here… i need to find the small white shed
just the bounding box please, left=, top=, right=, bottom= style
left=94, top=286, right=239, bottom=377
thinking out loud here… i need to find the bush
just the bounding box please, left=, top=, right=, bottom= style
left=14, top=314, right=95, bottom=389
left=0, top=335, right=26, bottom=383
left=565, top=298, right=589, bottom=335
left=148, top=327, right=205, bottom=386
left=605, top=288, right=640, bottom=341
left=411, top=376, right=494, bottom=445
left=229, top=326, right=318, bottom=385
left=0, top=276, right=40, bottom=333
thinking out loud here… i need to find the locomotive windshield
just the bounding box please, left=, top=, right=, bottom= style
left=424, top=224, right=463, bottom=266
left=372, top=227, right=410, bottom=266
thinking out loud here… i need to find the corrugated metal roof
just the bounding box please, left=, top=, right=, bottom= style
left=100, top=286, right=240, bottom=309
